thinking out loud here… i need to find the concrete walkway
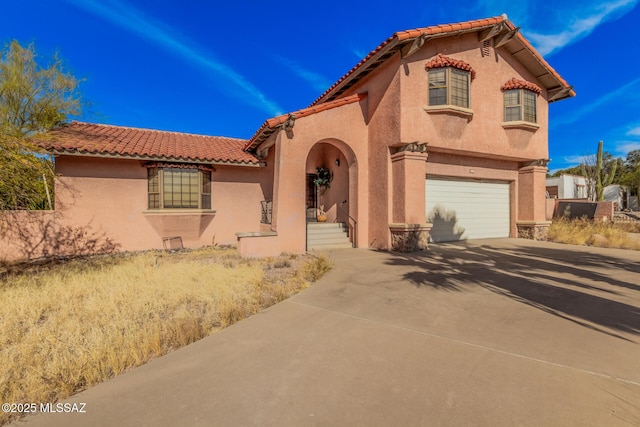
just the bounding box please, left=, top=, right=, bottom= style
left=14, top=239, right=640, bottom=426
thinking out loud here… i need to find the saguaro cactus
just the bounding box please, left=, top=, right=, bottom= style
left=595, top=140, right=616, bottom=201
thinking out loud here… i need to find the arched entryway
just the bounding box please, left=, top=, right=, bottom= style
left=305, top=140, right=358, bottom=249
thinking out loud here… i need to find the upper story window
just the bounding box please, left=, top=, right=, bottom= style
left=428, top=67, right=470, bottom=108
left=504, top=89, right=537, bottom=123
left=502, top=78, right=542, bottom=124
left=425, top=54, right=476, bottom=110
left=147, top=165, right=212, bottom=210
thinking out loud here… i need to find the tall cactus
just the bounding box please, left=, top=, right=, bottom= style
left=595, top=140, right=616, bottom=201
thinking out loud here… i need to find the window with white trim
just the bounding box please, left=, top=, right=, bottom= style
left=504, top=89, right=537, bottom=123
left=428, top=67, right=470, bottom=108
left=147, top=167, right=211, bottom=209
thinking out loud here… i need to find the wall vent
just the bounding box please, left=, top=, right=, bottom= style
left=482, top=39, right=491, bottom=57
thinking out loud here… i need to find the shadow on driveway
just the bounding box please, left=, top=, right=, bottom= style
left=386, top=240, right=640, bottom=341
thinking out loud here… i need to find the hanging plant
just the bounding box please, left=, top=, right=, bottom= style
left=313, top=166, right=333, bottom=189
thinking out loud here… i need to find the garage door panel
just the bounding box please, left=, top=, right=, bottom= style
left=426, top=178, right=510, bottom=242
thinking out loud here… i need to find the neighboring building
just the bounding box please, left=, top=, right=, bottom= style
left=604, top=184, right=636, bottom=211
left=3, top=15, right=576, bottom=260
left=546, top=175, right=638, bottom=211
left=546, top=175, right=590, bottom=199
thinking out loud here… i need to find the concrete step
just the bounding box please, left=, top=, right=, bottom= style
left=307, top=222, right=352, bottom=250
left=307, top=226, right=348, bottom=236
left=309, top=242, right=354, bottom=251
left=307, top=235, right=352, bottom=245
left=306, top=222, right=348, bottom=230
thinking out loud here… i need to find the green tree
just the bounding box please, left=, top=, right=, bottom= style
left=619, top=149, right=640, bottom=196
left=0, top=40, right=82, bottom=210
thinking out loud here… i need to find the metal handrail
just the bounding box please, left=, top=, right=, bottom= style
left=338, top=200, right=357, bottom=248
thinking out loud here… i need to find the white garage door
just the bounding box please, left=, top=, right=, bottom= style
left=426, top=178, right=510, bottom=242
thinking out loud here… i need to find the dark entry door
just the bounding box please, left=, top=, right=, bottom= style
left=306, top=174, right=318, bottom=223
left=306, top=174, right=318, bottom=209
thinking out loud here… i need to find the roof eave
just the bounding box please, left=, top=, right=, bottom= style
left=504, top=22, right=575, bottom=101
left=50, top=150, right=263, bottom=167
left=312, top=37, right=401, bottom=106
left=310, top=19, right=505, bottom=107
left=310, top=16, right=574, bottom=107
left=245, top=93, right=367, bottom=152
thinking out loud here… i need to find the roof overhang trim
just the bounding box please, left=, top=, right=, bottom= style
left=51, top=150, right=263, bottom=167
left=143, top=162, right=216, bottom=172
left=245, top=93, right=367, bottom=151
left=309, top=16, right=574, bottom=106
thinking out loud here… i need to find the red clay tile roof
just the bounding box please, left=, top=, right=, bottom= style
left=393, top=17, right=505, bottom=41
left=309, top=15, right=574, bottom=106
left=424, top=54, right=476, bottom=80
left=245, top=93, right=367, bottom=150
left=37, top=122, right=259, bottom=165
left=502, top=77, right=542, bottom=94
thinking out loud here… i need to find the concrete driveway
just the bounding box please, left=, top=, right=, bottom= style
left=15, top=239, right=640, bottom=426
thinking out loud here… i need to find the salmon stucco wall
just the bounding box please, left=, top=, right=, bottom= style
left=399, top=32, right=549, bottom=162
left=269, top=99, right=369, bottom=254
left=54, top=155, right=272, bottom=253
left=325, top=32, right=552, bottom=246
left=0, top=210, right=120, bottom=262
left=344, top=55, right=403, bottom=249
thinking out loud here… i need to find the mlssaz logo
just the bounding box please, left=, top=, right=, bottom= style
left=40, top=402, right=87, bottom=413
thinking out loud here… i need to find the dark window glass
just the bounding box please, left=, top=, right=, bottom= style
left=201, top=171, right=211, bottom=209
left=147, top=168, right=160, bottom=209
left=523, top=90, right=537, bottom=123
left=450, top=68, right=469, bottom=108
left=428, top=68, right=447, bottom=106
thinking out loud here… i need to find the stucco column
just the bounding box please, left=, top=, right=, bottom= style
left=517, top=160, right=551, bottom=240
left=389, top=143, right=432, bottom=251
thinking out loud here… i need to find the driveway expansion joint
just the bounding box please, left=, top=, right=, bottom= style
left=287, top=299, right=640, bottom=388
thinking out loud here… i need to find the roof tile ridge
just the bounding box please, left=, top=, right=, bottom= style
left=394, top=15, right=505, bottom=40
left=68, top=121, right=248, bottom=142
left=310, top=16, right=504, bottom=107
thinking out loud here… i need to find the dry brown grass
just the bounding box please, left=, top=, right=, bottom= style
left=548, top=217, right=640, bottom=250
left=0, top=247, right=331, bottom=426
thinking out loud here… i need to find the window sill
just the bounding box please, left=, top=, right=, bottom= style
left=424, top=105, right=473, bottom=119
left=502, top=121, right=539, bottom=131
left=143, top=209, right=217, bottom=215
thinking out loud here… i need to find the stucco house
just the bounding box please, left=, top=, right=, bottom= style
left=546, top=174, right=590, bottom=200
left=604, top=184, right=637, bottom=211
left=546, top=175, right=639, bottom=211
left=6, top=15, right=575, bottom=260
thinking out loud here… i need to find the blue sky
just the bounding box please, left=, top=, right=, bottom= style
left=2, top=0, right=639, bottom=171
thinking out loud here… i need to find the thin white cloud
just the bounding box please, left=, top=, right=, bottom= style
left=273, top=55, right=331, bottom=92
left=351, top=49, right=367, bottom=60
left=616, top=141, right=640, bottom=154
left=563, top=154, right=594, bottom=165
left=626, top=126, right=640, bottom=137
left=525, top=0, right=638, bottom=56
left=65, top=0, right=282, bottom=116
left=469, top=0, right=531, bottom=28
left=473, top=0, right=637, bottom=56
left=552, top=77, right=640, bottom=127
